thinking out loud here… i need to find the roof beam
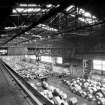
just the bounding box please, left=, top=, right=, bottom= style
left=1, top=1, right=73, bottom=46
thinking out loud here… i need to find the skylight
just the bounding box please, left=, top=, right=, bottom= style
left=66, top=5, right=74, bottom=12
left=38, top=24, right=58, bottom=32
left=78, top=17, right=97, bottom=24
left=19, top=4, right=40, bottom=7
left=12, top=8, right=41, bottom=13
left=66, top=5, right=98, bottom=24
left=4, top=24, right=58, bottom=32
left=12, top=3, right=57, bottom=14
left=79, top=9, right=96, bottom=19
left=5, top=26, right=17, bottom=30
left=46, top=4, right=53, bottom=8
left=4, top=25, right=28, bottom=30
left=78, top=8, right=97, bottom=24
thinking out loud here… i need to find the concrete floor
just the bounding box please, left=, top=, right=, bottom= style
left=0, top=64, right=31, bottom=105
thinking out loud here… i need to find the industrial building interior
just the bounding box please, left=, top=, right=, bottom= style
left=0, top=0, right=105, bottom=105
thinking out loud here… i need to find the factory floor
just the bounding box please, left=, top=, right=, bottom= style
left=0, top=63, right=32, bottom=105
left=28, top=76, right=97, bottom=105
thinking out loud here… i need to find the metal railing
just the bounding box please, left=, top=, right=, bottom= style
left=0, top=59, right=54, bottom=105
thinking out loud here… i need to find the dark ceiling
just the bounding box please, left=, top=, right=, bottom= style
left=0, top=0, right=105, bottom=47
left=1, top=0, right=105, bottom=22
